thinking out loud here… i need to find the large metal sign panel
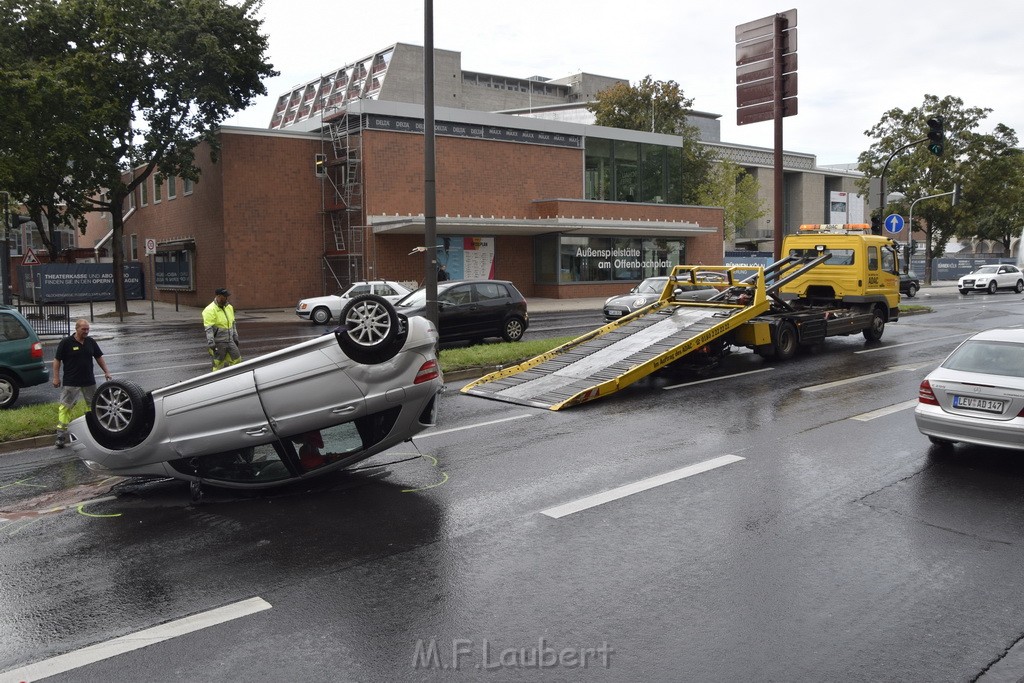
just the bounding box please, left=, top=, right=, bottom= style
left=737, top=98, right=798, bottom=126
left=737, top=74, right=798, bottom=108
left=735, top=29, right=797, bottom=66
left=736, top=53, right=798, bottom=84
left=735, top=9, right=797, bottom=43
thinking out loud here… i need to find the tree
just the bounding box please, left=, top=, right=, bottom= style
left=0, top=0, right=277, bottom=315
left=957, top=148, right=1024, bottom=253
left=856, top=94, right=1018, bottom=282
left=695, top=159, right=764, bottom=241
left=587, top=75, right=714, bottom=204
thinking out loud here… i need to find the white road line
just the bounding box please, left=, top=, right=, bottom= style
left=663, top=367, right=774, bottom=391
left=850, top=399, right=919, bottom=421
left=540, top=454, right=744, bottom=519
left=855, top=332, right=968, bottom=353
left=413, top=413, right=536, bottom=439
left=800, top=365, right=929, bottom=393
left=0, top=597, right=271, bottom=683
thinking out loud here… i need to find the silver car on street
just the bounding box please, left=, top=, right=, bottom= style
left=69, top=295, right=443, bottom=495
left=915, top=327, right=1024, bottom=451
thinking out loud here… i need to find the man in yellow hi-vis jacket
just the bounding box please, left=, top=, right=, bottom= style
left=203, top=288, right=241, bottom=371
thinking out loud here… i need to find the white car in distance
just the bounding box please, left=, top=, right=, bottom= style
left=957, top=264, right=1024, bottom=295
left=296, top=280, right=413, bottom=324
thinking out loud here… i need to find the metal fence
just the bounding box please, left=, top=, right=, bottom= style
left=18, top=302, right=72, bottom=337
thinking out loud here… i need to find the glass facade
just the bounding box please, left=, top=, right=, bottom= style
left=585, top=137, right=683, bottom=205
left=535, top=235, right=685, bottom=284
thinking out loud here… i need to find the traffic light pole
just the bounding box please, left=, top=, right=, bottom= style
left=877, top=137, right=927, bottom=231
left=908, top=188, right=956, bottom=282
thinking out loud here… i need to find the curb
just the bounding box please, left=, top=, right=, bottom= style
left=0, top=434, right=56, bottom=454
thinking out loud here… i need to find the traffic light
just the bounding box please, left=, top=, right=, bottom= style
left=926, top=115, right=944, bottom=156
left=910, top=239, right=918, bottom=255
left=314, top=153, right=326, bottom=177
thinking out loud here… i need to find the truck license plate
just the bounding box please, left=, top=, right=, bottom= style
left=953, top=395, right=1005, bottom=413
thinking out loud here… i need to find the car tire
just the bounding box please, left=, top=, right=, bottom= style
left=905, top=283, right=918, bottom=298
left=311, top=307, right=332, bottom=325
left=959, top=288, right=970, bottom=295
left=501, top=316, right=526, bottom=342
left=85, top=379, right=154, bottom=449
left=988, top=281, right=998, bottom=294
left=335, top=294, right=404, bottom=364
left=1016, top=280, right=1024, bottom=294
left=773, top=321, right=798, bottom=361
left=863, top=307, right=885, bottom=342
left=0, top=372, right=19, bottom=409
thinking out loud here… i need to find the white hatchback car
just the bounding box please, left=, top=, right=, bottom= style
left=296, top=280, right=412, bottom=324
left=957, top=264, right=1024, bottom=295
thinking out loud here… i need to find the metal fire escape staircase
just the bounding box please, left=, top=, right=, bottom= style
left=321, top=111, right=365, bottom=287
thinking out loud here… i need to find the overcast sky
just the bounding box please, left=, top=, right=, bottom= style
left=223, top=1, right=1024, bottom=167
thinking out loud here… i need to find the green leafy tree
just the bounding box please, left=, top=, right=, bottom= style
left=957, top=148, right=1024, bottom=253
left=695, top=159, right=764, bottom=241
left=0, top=0, right=277, bottom=314
left=856, top=94, right=1018, bottom=281
left=587, top=75, right=713, bottom=203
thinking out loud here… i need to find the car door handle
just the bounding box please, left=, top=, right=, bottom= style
left=245, top=427, right=269, bottom=437
left=332, top=404, right=358, bottom=415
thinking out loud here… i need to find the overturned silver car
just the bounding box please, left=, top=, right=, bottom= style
left=68, top=295, right=443, bottom=493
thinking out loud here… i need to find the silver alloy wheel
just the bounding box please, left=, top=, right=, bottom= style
left=343, top=297, right=394, bottom=347
left=93, top=383, right=136, bottom=433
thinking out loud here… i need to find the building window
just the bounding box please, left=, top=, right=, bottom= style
left=141, top=181, right=148, bottom=206
left=129, top=234, right=138, bottom=260
left=585, top=138, right=683, bottom=205
left=183, top=177, right=194, bottom=195
left=535, top=234, right=685, bottom=284
left=153, top=176, right=162, bottom=203
left=128, top=189, right=136, bottom=211
left=167, top=175, right=177, bottom=200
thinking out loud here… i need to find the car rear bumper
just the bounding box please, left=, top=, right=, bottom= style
left=915, top=403, right=1024, bottom=451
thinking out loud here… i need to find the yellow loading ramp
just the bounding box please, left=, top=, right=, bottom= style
left=461, top=266, right=770, bottom=410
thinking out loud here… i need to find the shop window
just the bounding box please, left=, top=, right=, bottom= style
left=538, top=234, right=685, bottom=284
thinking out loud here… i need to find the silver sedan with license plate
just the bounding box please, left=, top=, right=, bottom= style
left=68, top=295, right=443, bottom=496
left=915, top=327, right=1024, bottom=451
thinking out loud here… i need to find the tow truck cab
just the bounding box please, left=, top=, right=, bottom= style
left=778, top=223, right=901, bottom=320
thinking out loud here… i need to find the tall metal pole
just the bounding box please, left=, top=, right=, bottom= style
left=423, top=0, right=438, bottom=327
left=771, top=14, right=784, bottom=260
left=0, top=193, right=10, bottom=305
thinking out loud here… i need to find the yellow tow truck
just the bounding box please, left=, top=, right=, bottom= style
left=462, top=224, right=902, bottom=410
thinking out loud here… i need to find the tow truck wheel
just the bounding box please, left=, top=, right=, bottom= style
left=774, top=321, right=798, bottom=361
left=863, top=308, right=885, bottom=342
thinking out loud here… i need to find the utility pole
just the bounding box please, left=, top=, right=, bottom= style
left=0, top=192, right=10, bottom=305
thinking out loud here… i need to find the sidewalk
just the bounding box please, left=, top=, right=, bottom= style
left=57, top=280, right=957, bottom=333
left=60, top=295, right=610, bottom=330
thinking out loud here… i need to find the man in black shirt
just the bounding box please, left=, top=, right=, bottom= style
left=53, top=319, right=112, bottom=448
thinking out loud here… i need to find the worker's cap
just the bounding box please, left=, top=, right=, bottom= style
left=215, top=288, right=231, bottom=296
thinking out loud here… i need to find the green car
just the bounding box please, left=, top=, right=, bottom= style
left=0, top=306, right=50, bottom=408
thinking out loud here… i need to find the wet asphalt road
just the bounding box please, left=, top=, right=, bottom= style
left=3, top=290, right=1024, bottom=681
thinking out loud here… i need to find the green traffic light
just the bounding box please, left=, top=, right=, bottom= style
left=926, top=115, right=944, bottom=157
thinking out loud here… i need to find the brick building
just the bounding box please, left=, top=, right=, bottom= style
left=82, top=99, right=726, bottom=309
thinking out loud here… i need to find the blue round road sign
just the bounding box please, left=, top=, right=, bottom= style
left=884, top=214, right=905, bottom=233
